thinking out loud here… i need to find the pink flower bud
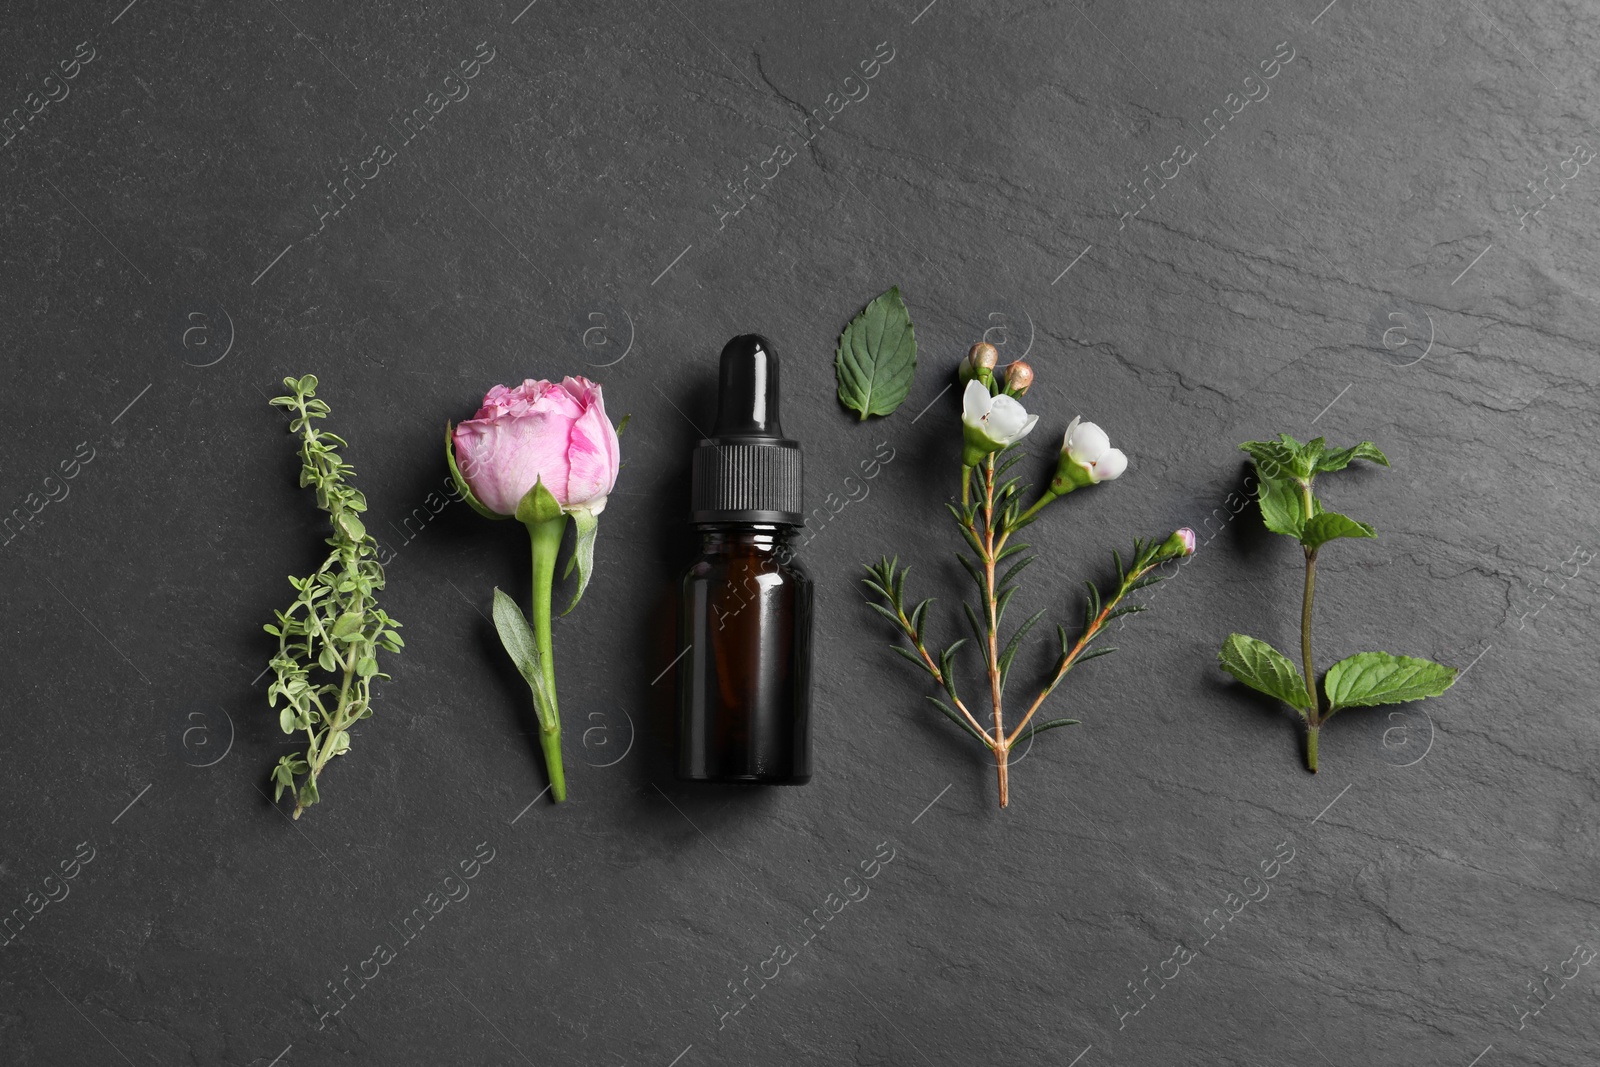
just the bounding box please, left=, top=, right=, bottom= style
left=451, top=377, right=621, bottom=517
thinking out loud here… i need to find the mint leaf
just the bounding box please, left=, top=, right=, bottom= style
left=1218, top=633, right=1313, bottom=713
left=1240, top=437, right=1301, bottom=485
left=1255, top=474, right=1310, bottom=538
left=1316, top=441, right=1390, bottom=473
left=836, top=286, right=918, bottom=420
left=1301, top=511, right=1377, bottom=549
left=1324, top=651, right=1457, bottom=712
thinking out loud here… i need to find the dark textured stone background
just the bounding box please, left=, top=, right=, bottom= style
left=1, top=0, right=1595, bottom=1064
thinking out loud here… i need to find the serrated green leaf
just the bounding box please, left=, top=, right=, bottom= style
left=1218, top=633, right=1312, bottom=713
left=835, top=286, right=918, bottom=419
left=1240, top=437, right=1302, bottom=484
left=1323, top=651, right=1457, bottom=712
left=1254, top=471, right=1309, bottom=538
left=1301, top=511, right=1377, bottom=550
left=1316, top=441, right=1390, bottom=472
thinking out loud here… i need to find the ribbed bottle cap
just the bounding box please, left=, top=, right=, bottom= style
left=690, top=334, right=803, bottom=525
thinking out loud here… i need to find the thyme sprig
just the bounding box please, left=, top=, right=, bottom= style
left=264, top=375, right=402, bottom=819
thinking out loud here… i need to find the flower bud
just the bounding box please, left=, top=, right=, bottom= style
left=1049, top=416, right=1127, bottom=494
left=1002, top=360, right=1034, bottom=397
left=1156, top=527, right=1197, bottom=562
left=959, top=342, right=999, bottom=388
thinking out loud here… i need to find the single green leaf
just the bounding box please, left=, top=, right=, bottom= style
left=560, top=509, right=601, bottom=615
left=1253, top=469, right=1309, bottom=538
left=297, top=778, right=320, bottom=808
left=925, top=696, right=990, bottom=745
left=1218, top=633, right=1312, bottom=713
left=1014, top=717, right=1081, bottom=745
left=355, top=656, right=378, bottom=678
left=491, top=587, right=558, bottom=731
left=1316, top=441, right=1390, bottom=473
left=1240, top=437, right=1303, bottom=486
left=1301, top=511, right=1377, bottom=550
left=330, top=612, right=363, bottom=638
left=998, top=609, right=1047, bottom=689
left=1324, top=651, right=1457, bottom=712
left=835, top=286, right=918, bottom=419
left=337, top=512, right=367, bottom=542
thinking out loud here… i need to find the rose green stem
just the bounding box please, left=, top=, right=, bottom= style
left=528, top=514, right=569, bottom=802
left=1305, top=722, right=1320, bottom=773
left=961, top=465, right=972, bottom=508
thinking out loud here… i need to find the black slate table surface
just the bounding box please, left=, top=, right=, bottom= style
left=2, top=2, right=1595, bottom=1065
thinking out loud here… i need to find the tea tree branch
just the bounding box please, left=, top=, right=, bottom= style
left=865, top=352, right=1191, bottom=808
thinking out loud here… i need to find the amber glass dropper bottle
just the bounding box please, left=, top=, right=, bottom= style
left=676, top=334, right=814, bottom=784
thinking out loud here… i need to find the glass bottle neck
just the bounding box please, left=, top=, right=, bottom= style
left=693, top=523, right=799, bottom=550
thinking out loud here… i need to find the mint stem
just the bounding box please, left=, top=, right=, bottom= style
left=1301, top=544, right=1320, bottom=771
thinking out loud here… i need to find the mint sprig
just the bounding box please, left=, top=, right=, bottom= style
left=264, top=375, right=402, bottom=818
left=1219, top=434, right=1455, bottom=772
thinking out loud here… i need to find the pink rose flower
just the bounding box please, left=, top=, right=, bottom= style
left=452, top=377, right=621, bottom=516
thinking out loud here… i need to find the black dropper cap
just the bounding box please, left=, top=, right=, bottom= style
left=690, top=334, right=804, bottom=525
